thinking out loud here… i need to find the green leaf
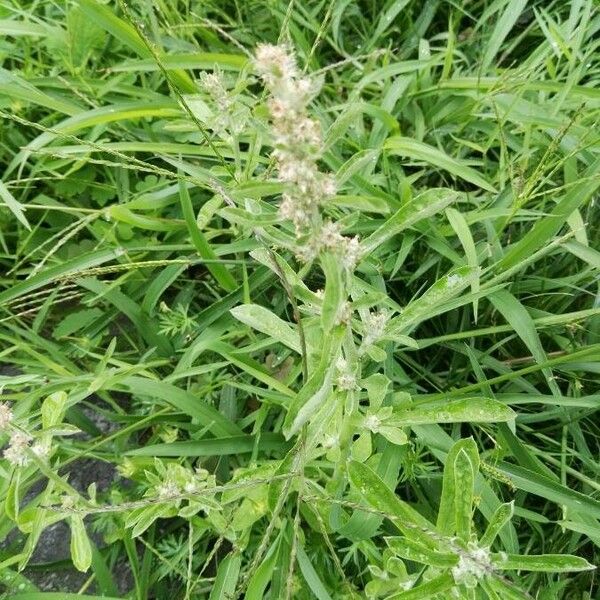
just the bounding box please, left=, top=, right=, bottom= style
left=0, top=249, right=122, bottom=306
left=436, top=438, right=479, bottom=537
left=209, top=554, right=241, bottom=600
left=453, top=444, right=479, bottom=542
left=231, top=304, right=301, bottom=353
left=385, top=536, right=457, bottom=568
left=179, top=178, right=236, bottom=292
left=347, top=460, right=435, bottom=542
left=9, top=595, right=123, bottom=600
left=390, top=398, right=515, bottom=426
left=497, top=156, right=600, bottom=271
left=297, top=544, right=334, bottom=600
left=282, top=327, right=343, bottom=439
left=117, top=376, right=242, bottom=438
left=246, top=533, right=282, bottom=599
left=386, top=266, right=479, bottom=334
left=385, top=136, right=496, bottom=192
left=361, top=188, right=461, bottom=255
left=385, top=572, right=455, bottom=599
left=111, top=52, right=248, bottom=72
left=489, top=289, right=560, bottom=396
left=69, top=515, right=92, bottom=573
left=0, top=180, right=30, bottom=229
left=41, top=391, right=68, bottom=429
left=494, top=553, right=595, bottom=572
left=53, top=308, right=103, bottom=339
left=127, top=504, right=174, bottom=538
left=5, top=470, right=21, bottom=522
left=125, top=433, right=288, bottom=456
left=480, top=0, right=528, bottom=71
left=363, top=373, right=391, bottom=410
left=480, top=501, right=514, bottom=547
left=320, top=252, right=345, bottom=332
left=7, top=101, right=181, bottom=175
left=493, top=463, right=600, bottom=520
left=446, top=207, right=480, bottom=319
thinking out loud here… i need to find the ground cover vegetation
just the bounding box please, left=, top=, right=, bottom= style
left=0, top=0, right=599, bottom=598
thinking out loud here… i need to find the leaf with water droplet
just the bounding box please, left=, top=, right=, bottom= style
left=389, top=397, right=515, bottom=426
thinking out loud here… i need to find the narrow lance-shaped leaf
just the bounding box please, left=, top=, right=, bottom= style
left=179, top=178, right=237, bottom=292
left=320, top=252, right=345, bottom=332
left=453, top=443, right=479, bottom=542
left=480, top=501, right=514, bottom=547
left=70, top=514, right=92, bottom=573
left=297, top=544, right=334, bottom=600
left=490, top=289, right=560, bottom=396
left=0, top=179, right=30, bottom=229
left=231, top=304, right=301, bottom=353
left=385, top=536, right=458, bottom=568
left=497, top=156, right=600, bottom=272
left=347, top=460, right=436, bottom=544
left=384, top=137, right=497, bottom=192
left=282, top=328, right=344, bottom=439
left=493, top=553, right=595, bottom=572
left=209, top=554, right=242, bottom=600
left=361, top=188, right=462, bottom=255
left=386, top=266, right=479, bottom=335
left=389, top=398, right=515, bottom=426
left=436, top=437, right=479, bottom=535
left=446, top=206, right=480, bottom=319
left=386, top=573, right=455, bottom=600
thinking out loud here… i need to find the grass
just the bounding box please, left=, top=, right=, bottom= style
left=0, top=0, right=599, bottom=598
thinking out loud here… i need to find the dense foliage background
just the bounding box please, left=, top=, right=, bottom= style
left=0, top=0, right=599, bottom=598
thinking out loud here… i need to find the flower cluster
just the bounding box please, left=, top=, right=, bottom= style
left=362, top=310, right=389, bottom=349
left=254, top=44, right=360, bottom=269
left=0, top=401, right=13, bottom=430
left=3, top=430, right=49, bottom=467
left=3, top=431, right=30, bottom=466
left=1, top=400, right=54, bottom=467
left=451, top=543, right=493, bottom=588
left=335, top=358, right=358, bottom=391
left=200, top=69, right=247, bottom=138
left=145, top=460, right=220, bottom=516
left=295, top=220, right=361, bottom=269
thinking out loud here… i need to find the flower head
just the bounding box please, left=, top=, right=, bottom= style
left=254, top=44, right=298, bottom=85
left=451, top=543, right=492, bottom=588
left=3, top=431, right=31, bottom=467
left=253, top=44, right=340, bottom=244
left=0, top=402, right=13, bottom=430
left=363, top=414, right=382, bottom=434
left=157, top=480, right=180, bottom=500
left=362, top=310, right=389, bottom=348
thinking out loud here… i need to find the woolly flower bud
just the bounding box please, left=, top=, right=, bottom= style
left=61, top=494, right=77, bottom=510
left=319, top=220, right=344, bottom=250
left=200, top=71, right=230, bottom=110
left=268, top=98, right=288, bottom=120
left=363, top=310, right=389, bottom=347
left=295, top=242, right=319, bottom=264
left=3, top=431, right=31, bottom=467
left=321, top=433, right=339, bottom=449
left=31, top=440, right=51, bottom=461
left=157, top=480, right=180, bottom=499
left=254, top=44, right=298, bottom=84
left=363, top=414, right=382, bottom=434
left=0, top=402, right=13, bottom=430
left=340, top=236, right=361, bottom=270
left=451, top=543, right=492, bottom=588
left=321, top=174, right=337, bottom=198
left=318, top=222, right=361, bottom=270
left=337, top=372, right=358, bottom=391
